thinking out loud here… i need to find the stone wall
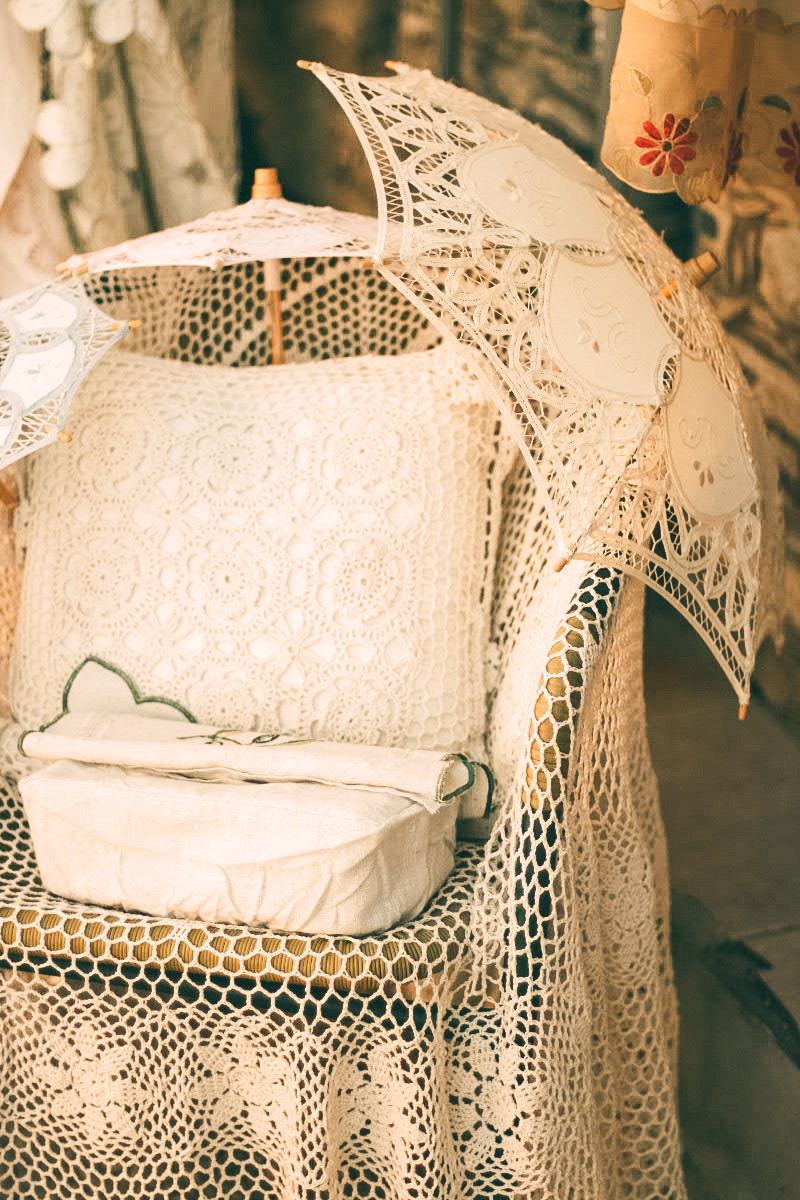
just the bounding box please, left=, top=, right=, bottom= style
left=396, top=0, right=602, bottom=158
left=235, top=0, right=604, bottom=208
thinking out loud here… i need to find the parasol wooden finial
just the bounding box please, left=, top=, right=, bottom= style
left=56, top=258, right=88, bottom=278
left=738, top=702, right=748, bottom=721
left=555, top=544, right=577, bottom=573
left=252, top=168, right=282, bottom=201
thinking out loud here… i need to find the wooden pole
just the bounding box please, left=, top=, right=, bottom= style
left=252, top=169, right=284, bottom=365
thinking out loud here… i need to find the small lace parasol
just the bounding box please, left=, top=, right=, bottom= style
left=0, top=280, right=130, bottom=477
left=56, top=185, right=379, bottom=275
left=56, top=170, right=379, bottom=365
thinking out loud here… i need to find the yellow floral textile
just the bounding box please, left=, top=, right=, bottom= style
left=590, top=0, right=800, bottom=210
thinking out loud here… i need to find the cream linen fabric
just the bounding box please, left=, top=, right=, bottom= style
left=20, top=711, right=485, bottom=816
left=10, top=346, right=503, bottom=753
left=19, top=760, right=457, bottom=934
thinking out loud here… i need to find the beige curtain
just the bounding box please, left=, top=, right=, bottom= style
left=589, top=0, right=800, bottom=213
left=0, top=0, right=237, bottom=297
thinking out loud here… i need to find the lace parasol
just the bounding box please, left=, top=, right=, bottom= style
left=301, top=60, right=782, bottom=712
left=0, top=279, right=129, bottom=472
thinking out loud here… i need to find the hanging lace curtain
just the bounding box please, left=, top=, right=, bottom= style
left=589, top=0, right=800, bottom=212
left=0, top=0, right=237, bottom=296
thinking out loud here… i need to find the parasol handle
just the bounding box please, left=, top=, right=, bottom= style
left=252, top=169, right=284, bottom=365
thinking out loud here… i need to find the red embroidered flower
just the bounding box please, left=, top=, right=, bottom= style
left=722, top=127, right=744, bottom=188
left=776, top=121, right=800, bottom=185
left=635, top=113, right=698, bottom=177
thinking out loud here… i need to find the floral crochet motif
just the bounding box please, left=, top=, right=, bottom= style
left=776, top=122, right=800, bottom=185
left=635, top=114, right=698, bottom=177
left=33, top=1023, right=138, bottom=1149
left=191, top=1034, right=296, bottom=1144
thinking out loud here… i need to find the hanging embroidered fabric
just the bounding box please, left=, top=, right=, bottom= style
left=589, top=0, right=800, bottom=211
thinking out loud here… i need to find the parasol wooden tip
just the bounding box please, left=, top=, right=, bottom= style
left=56, top=430, right=73, bottom=444
left=661, top=252, right=720, bottom=299
left=127, top=319, right=143, bottom=331
left=554, top=555, right=569, bottom=573
left=384, top=60, right=408, bottom=72
left=685, top=251, right=719, bottom=288
left=252, top=168, right=282, bottom=200
left=67, top=260, right=89, bottom=277
left=296, top=59, right=315, bottom=71
left=738, top=702, right=749, bottom=722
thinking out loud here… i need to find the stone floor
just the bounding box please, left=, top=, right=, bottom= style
left=644, top=594, right=800, bottom=1200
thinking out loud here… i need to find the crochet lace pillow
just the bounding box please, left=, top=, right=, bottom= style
left=11, top=346, right=503, bottom=752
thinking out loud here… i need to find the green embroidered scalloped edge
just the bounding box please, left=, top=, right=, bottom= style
left=18, top=656, right=197, bottom=755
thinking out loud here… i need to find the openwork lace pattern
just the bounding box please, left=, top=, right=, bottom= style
left=0, top=256, right=685, bottom=1197
left=11, top=345, right=503, bottom=755
left=308, top=64, right=781, bottom=706
left=0, top=562, right=685, bottom=1199
left=83, top=256, right=441, bottom=367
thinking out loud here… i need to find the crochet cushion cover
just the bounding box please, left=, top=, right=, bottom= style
left=10, top=345, right=502, bottom=751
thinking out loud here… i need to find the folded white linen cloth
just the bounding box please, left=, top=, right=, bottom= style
left=20, top=712, right=492, bottom=817
left=19, top=760, right=458, bottom=934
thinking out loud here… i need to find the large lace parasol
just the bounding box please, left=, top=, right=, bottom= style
left=0, top=280, right=129, bottom=473
left=301, top=61, right=782, bottom=712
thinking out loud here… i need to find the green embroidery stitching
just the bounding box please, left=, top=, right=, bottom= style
left=54, top=656, right=196, bottom=729
left=19, top=657, right=198, bottom=756
left=176, top=730, right=285, bottom=747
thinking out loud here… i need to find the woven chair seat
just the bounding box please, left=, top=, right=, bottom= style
left=0, top=259, right=686, bottom=1198
left=0, top=776, right=482, bottom=996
